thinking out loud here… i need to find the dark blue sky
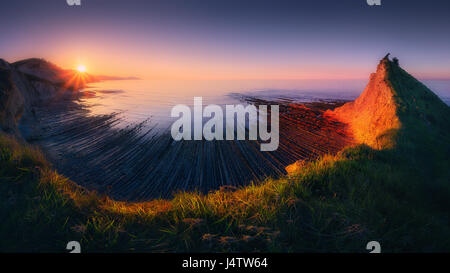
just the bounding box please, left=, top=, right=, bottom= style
left=1, top=0, right=449, bottom=79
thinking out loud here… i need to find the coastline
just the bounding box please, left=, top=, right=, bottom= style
left=1, top=56, right=450, bottom=252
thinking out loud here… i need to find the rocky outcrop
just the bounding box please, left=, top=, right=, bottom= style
left=0, top=59, right=11, bottom=69
left=0, top=58, right=139, bottom=136
left=0, top=59, right=76, bottom=134
left=12, top=58, right=68, bottom=84
left=12, top=58, right=100, bottom=88
left=325, top=54, right=450, bottom=149
left=324, top=55, right=401, bottom=148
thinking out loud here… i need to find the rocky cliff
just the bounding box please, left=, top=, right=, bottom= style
left=0, top=58, right=89, bottom=134
left=0, top=58, right=140, bottom=136
left=325, top=54, right=450, bottom=149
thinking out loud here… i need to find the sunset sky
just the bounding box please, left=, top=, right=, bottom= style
left=1, top=0, right=450, bottom=80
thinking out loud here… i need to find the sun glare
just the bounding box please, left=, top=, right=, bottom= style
left=77, top=65, right=86, bottom=73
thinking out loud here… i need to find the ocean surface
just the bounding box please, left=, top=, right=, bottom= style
left=80, top=79, right=450, bottom=125
left=34, top=79, right=450, bottom=200
left=79, top=79, right=364, bottom=127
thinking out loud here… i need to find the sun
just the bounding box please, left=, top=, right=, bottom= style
left=76, top=64, right=86, bottom=73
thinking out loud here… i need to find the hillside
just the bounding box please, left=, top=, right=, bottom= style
left=1, top=55, right=450, bottom=252
left=0, top=58, right=86, bottom=135
left=325, top=54, right=450, bottom=149
left=11, top=58, right=100, bottom=86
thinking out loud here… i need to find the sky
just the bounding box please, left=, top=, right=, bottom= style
left=1, top=0, right=450, bottom=80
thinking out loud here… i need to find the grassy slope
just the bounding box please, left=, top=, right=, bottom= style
left=1, top=128, right=449, bottom=252
left=1, top=61, right=450, bottom=252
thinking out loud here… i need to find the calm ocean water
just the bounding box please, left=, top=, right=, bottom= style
left=81, top=79, right=450, bottom=127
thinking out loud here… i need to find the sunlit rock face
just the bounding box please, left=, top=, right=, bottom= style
left=325, top=56, right=401, bottom=149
